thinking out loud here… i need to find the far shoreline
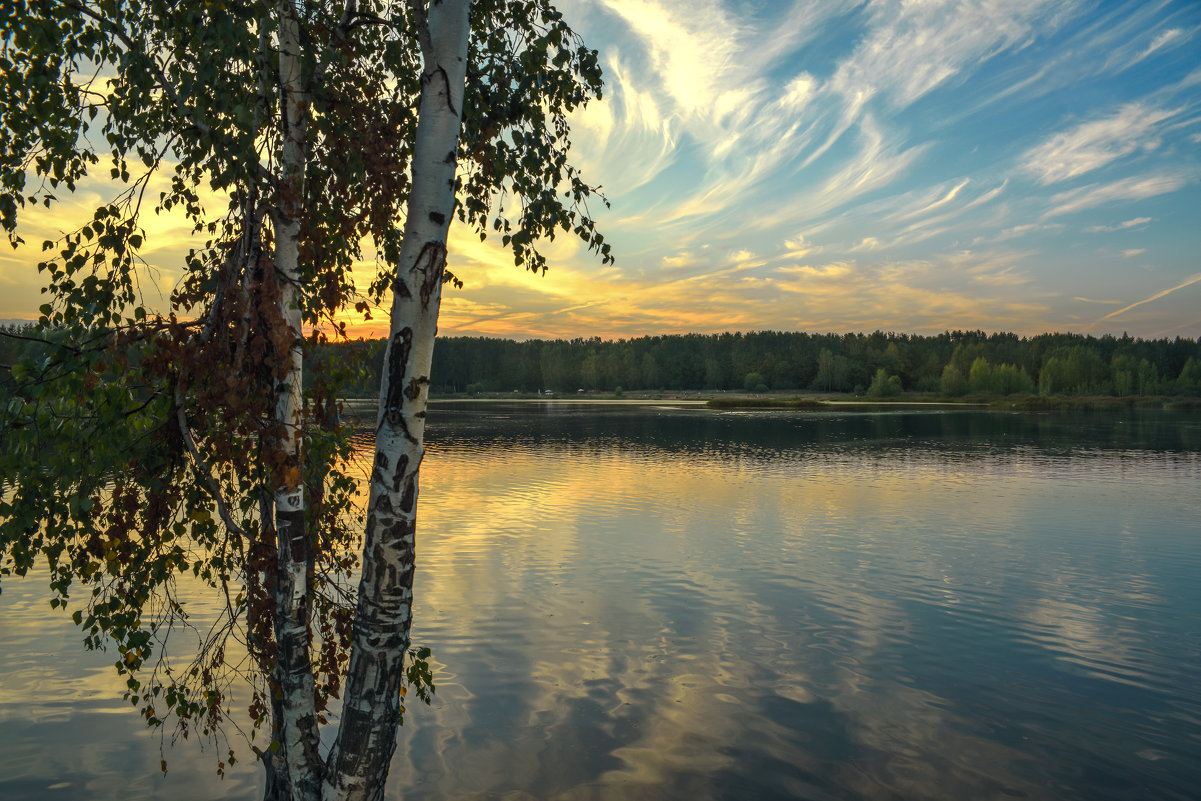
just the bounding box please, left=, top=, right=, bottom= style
left=339, top=392, right=1201, bottom=413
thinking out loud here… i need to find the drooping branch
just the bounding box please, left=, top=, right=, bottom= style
left=63, top=0, right=275, bottom=186
left=174, top=386, right=246, bottom=540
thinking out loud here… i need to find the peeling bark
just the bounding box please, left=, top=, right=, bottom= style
left=321, top=2, right=473, bottom=799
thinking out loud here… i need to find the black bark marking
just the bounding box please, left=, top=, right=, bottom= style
left=382, top=328, right=418, bottom=443
left=275, top=507, right=306, bottom=562
left=400, top=477, right=417, bottom=513
left=428, top=211, right=446, bottom=225
left=423, top=64, right=458, bottom=116
left=394, top=276, right=413, bottom=299
left=333, top=502, right=418, bottom=785
left=404, top=375, right=429, bottom=401
left=443, top=150, right=456, bottom=164
left=391, top=454, right=410, bottom=493
left=383, top=518, right=415, bottom=551
left=373, top=492, right=394, bottom=517
left=333, top=705, right=374, bottom=776
left=414, top=240, right=448, bottom=307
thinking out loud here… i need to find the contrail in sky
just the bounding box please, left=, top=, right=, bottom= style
left=1096, top=272, right=1201, bottom=323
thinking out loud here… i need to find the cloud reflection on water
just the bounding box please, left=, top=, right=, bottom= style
left=3, top=403, right=1199, bottom=800
left=377, top=404, right=1201, bottom=800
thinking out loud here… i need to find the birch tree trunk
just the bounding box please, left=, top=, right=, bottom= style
left=321, top=1, right=473, bottom=799
left=272, top=2, right=322, bottom=798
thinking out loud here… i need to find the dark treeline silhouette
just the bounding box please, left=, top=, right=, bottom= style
left=5, top=324, right=1200, bottom=399
left=307, top=329, right=1201, bottom=398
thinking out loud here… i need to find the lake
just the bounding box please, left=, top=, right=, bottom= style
left=2, top=402, right=1200, bottom=800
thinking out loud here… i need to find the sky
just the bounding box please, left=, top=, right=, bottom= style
left=2, top=0, right=1200, bottom=341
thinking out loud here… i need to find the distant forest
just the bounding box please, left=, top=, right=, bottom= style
left=308, top=329, right=1201, bottom=399
left=5, top=325, right=1200, bottom=400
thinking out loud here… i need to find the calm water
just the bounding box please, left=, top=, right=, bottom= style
left=2, top=402, right=1200, bottom=800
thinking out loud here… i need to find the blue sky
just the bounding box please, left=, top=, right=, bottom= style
left=435, top=0, right=1201, bottom=340
left=2, top=0, right=1198, bottom=341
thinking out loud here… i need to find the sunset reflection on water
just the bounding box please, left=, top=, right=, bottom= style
left=2, top=402, right=1200, bottom=800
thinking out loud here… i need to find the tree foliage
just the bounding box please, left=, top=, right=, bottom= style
left=278, top=329, right=1201, bottom=398
left=1, top=1, right=607, bottom=798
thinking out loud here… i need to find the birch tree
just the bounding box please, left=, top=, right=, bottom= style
left=0, top=1, right=608, bottom=799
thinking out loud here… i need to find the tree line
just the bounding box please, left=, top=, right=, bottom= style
left=8, top=326, right=1200, bottom=400
left=301, top=329, right=1201, bottom=398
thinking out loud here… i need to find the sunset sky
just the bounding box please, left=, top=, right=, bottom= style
left=2, top=0, right=1199, bottom=341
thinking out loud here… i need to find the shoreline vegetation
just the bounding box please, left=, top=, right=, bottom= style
left=315, top=329, right=1201, bottom=404
left=6, top=326, right=1201, bottom=412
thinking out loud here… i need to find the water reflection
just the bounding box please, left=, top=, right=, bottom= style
left=379, top=404, right=1201, bottom=800
left=2, top=403, right=1200, bottom=800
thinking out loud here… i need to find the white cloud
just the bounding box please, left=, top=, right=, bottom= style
left=780, top=72, right=818, bottom=110
left=1022, top=103, right=1179, bottom=185
left=600, top=0, right=745, bottom=121
left=1096, top=273, right=1201, bottom=323
left=767, top=113, right=928, bottom=227
left=563, top=55, right=680, bottom=198
left=1044, top=172, right=1193, bottom=218
left=776, top=261, right=855, bottom=284
left=783, top=235, right=819, bottom=259
left=960, top=181, right=1009, bottom=212
left=1123, top=26, right=1194, bottom=70
left=849, top=236, right=881, bottom=253
left=1141, top=28, right=1184, bottom=58
left=891, top=178, right=971, bottom=223
left=1086, top=217, right=1152, bottom=233
left=745, top=1, right=868, bottom=72
left=973, top=222, right=1065, bottom=245
left=972, top=266, right=1029, bottom=287
left=829, top=0, right=1070, bottom=110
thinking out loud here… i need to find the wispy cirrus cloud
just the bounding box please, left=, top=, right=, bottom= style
left=971, top=222, right=1065, bottom=246
left=1110, top=23, right=1198, bottom=72
left=1021, top=103, right=1180, bottom=184
left=1135, top=27, right=1187, bottom=63
left=598, top=0, right=748, bottom=123
left=829, top=0, right=1071, bottom=110
left=890, top=178, right=972, bottom=223
left=1095, top=272, right=1201, bottom=324
left=577, top=0, right=1083, bottom=243
left=1086, top=216, right=1152, bottom=233
left=1044, top=171, right=1193, bottom=218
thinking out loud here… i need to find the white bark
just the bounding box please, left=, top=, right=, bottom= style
left=272, top=2, right=322, bottom=798
left=321, top=1, right=473, bottom=799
